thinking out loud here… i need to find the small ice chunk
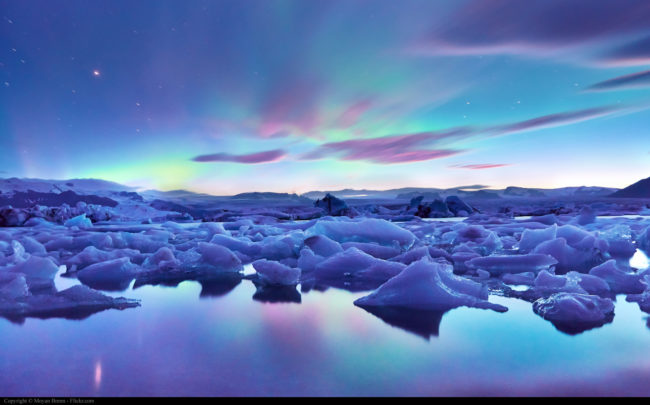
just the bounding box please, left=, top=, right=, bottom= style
left=626, top=275, right=650, bottom=313
left=77, top=257, right=139, bottom=290
left=477, top=231, right=503, bottom=255
left=258, top=235, right=299, bottom=261
left=196, top=242, right=242, bottom=272
left=303, top=235, right=343, bottom=257
left=198, top=222, right=229, bottom=238
left=557, top=225, right=593, bottom=248
left=588, top=259, right=644, bottom=294
left=19, top=237, right=47, bottom=255
left=533, top=292, right=614, bottom=334
left=566, top=271, right=611, bottom=296
left=297, top=248, right=324, bottom=273
left=9, top=255, right=60, bottom=282
left=501, top=272, right=536, bottom=286
left=210, top=234, right=261, bottom=258
left=252, top=259, right=301, bottom=286
left=0, top=273, right=30, bottom=299
left=354, top=259, right=507, bottom=312
left=121, top=232, right=168, bottom=253
left=638, top=226, right=650, bottom=255
left=390, top=246, right=432, bottom=265
left=306, top=218, right=417, bottom=250
left=518, top=224, right=557, bottom=253
left=142, top=247, right=181, bottom=271
left=67, top=246, right=141, bottom=270
left=450, top=251, right=482, bottom=274
left=465, top=254, right=558, bottom=275
left=340, top=242, right=400, bottom=260
left=314, top=247, right=406, bottom=281
left=8, top=240, right=27, bottom=263
left=476, top=269, right=491, bottom=280
left=64, top=214, right=93, bottom=228
left=535, top=270, right=568, bottom=289
left=577, top=206, right=596, bottom=225
left=532, top=237, right=600, bottom=274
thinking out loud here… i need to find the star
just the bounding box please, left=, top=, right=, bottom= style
left=93, top=70, right=101, bottom=77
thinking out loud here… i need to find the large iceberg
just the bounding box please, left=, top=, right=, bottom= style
left=354, top=259, right=507, bottom=312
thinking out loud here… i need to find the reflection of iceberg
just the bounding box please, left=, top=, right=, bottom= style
left=199, top=274, right=243, bottom=298
left=358, top=305, right=447, bottom=340
left=252, top=281, right=301, bottom=303
left=302, top=276, right=386, bottom=293
left=0, top=285, right=140, bottom=324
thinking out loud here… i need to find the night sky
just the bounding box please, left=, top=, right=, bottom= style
left=1, top=0, right=649, bottom=194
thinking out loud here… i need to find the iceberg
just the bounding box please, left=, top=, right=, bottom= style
left=252, top=259, right=301, bottom=286
left=313, top=247, right=405, bottom=282
left=588, top=260, right=644, bottom=294
left=77, top=257, right=140, bottom=291
left=533, top=292, right=615, bottom=335
left=354, top=259, right=507, bottom=312
left=305, top=218, right=417, bottom=250
left=465, top=254, right=558, bottom=275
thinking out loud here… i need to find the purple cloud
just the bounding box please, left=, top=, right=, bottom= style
left=488, top=106, right=621, bottom=135
left=410, top=0, right=650, bottom=62
left=587, top=70, right=650, bottom=91
left=302, top=129, right=472, bottom=164
left=302, top=104, right=641, bottom=165
left=451, top=164, right=511, bottom=170
left=192, top=149, right=286, bottom=164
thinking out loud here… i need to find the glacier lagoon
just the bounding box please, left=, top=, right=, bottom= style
left=1, top=262, right=650, bottom=396
left=1, top=214, right=650, bottom=396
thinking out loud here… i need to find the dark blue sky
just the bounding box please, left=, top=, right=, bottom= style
left=1, top=0, right=649, bottom=194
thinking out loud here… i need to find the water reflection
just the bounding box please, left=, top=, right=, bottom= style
left=299, top=275, right=385, bottom=293
left=79, top=277, right=134, bottom=292
left=542, top=316, right=615, bottom=336
left=199, top=274, right=242, bottom=298
left=252, top=282, right=301, bottom=304
left=356, top=305, right=448, bottom=340
left=94, top=361, right=102, bottom=392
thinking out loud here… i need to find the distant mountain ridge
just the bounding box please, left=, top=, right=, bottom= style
left=0, top=177, right=634, bottom=205
left=610, top=176, right=650, bottom=198
left=301, top=186, right=619, bottom=200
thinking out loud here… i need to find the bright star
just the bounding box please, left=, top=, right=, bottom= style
left=93, top=70, right=101, bottom=77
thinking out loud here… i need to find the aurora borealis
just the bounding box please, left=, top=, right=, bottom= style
left=1, top=0, right=649, bottom=195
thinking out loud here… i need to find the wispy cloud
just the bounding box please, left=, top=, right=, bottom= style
left=587, top=70, right=650, bottom=91
left=191, top=149, right=286, bottom=164
left=450, top=164, right=511, bottom=170
left=301, top=104, right=634, bottom=164
left=487, top=106, right=622, bottom=135
left=409, top=0, right=650, bottom=65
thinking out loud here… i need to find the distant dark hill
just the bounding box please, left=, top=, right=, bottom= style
left=0, top=190, right=118, bottom=208
left=610, top=177, right=650, bottom=198
left=503, top=187, right=546, bottom=197
left=230, top=192, right=310, bottom=203
left=464, top=190, right=501, bottom=199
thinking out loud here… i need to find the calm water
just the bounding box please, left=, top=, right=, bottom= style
left=2, top=262, right=650, bottom=396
